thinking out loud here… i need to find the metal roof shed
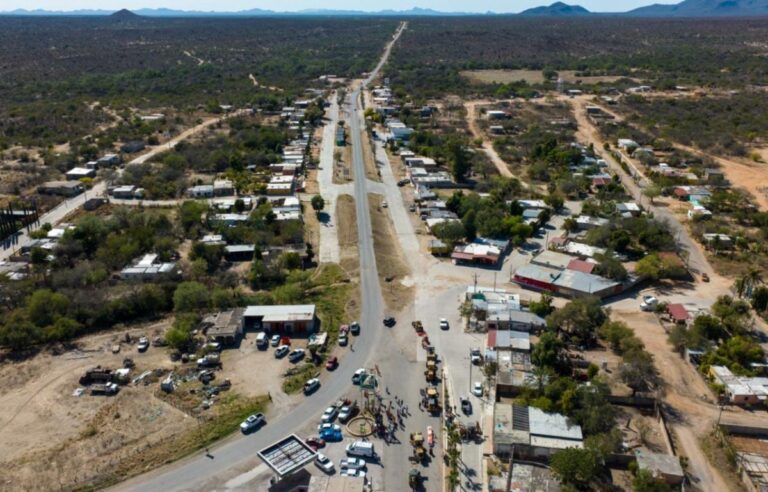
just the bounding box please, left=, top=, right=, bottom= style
left=258, top=434, right=316, bottom=478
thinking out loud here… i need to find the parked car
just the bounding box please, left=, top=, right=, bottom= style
left=439, top=318, right=449, bottom=330
left=306, top=437, right=325, bottom=450
left=640, top=295, right=658, bottom=311
left=702, top=273, right=710, bottom=282
left=472, top=381, right=483, bottom=397
left=460, top=396, right=472, bottom=415
left=275, top=345, right=290, bottom=358
left=409, top=204, right=416, bottom=212
left=470, top=348, right=482, bottom=365
left=352, top=368, right=366, bottom=384
left=321, top=406, right=338, bottom=423
left=381, top=200, right=388, bottom=208
left=318, top=422, right=342, bottom=433
left=288, top=348, right=305, bottom=362
left=340, top=457, right=367, bottom=471
left=240, top=413, right=265, bottom=433
left=338, top=403, right=358, bottom=423
left=270, top=334, right=281, bottom=347
left=341, top=469, right=366, bottom=478
left=339, top=333, right=349, bottom=346
left=304, top=378, right=320, bottom=395
left=326, top=356, right=339, bottom=370
left=319, top=423, right=343, bottom=441
left=383, top=316, right=396, bottom=327
left=397, top=178, right=410, bottom=187
left=204, top=342, right=222, bottom=352
left=198, top=370, right=216, bottom=384
left=315, top=453, right=335, bottom=474
left=350, top=321, right=360, bottom=335
left=137, top=337, right=149, bottom=352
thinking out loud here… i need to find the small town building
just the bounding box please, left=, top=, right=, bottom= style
left=493, top=403, right=583, bottom=458
left=112, top=185, right=138, bottom=199
left=242, top=305, right=318, bottom=335
left=202, top=308, right=245, bottom=346
left=452, top=242, right=502, bottom=266
left=120, top=254, right=179, bottom=281
left=575, top=215, right=609, bottom=231
left=634, top=450, right=685, bottom=486
left=512, top=264, right=621, bottom=299
left=97, top=154, right=121, bottom=167
left=213, top=179, right=235, bottom=197
left=224, top=244, right=256, bottom=262
left=65, top=167, right=96, bottom=181
left=37, top=181, right=84, bottom=197
left=188, top=185, right=214, bottom=198
left=616, top=201, right=642, bottom=217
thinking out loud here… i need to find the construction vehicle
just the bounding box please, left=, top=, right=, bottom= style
left=409, top=469, right=422, bottom=489
left=79, top=366, right=114, bottom=386
left=412, top=320, right=424, bottom=334
left=409, top=432, right=426, bottom=462
left=426, top=387, right=440, bottom=413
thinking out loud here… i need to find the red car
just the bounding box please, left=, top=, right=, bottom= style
left=326, top=356, right=338, bottom=370
left=306, top=437, right=326, bottom=450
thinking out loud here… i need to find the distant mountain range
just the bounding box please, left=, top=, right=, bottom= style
left=4, top=0, right=768, bottom=18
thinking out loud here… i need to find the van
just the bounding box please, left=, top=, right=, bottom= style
left=345, top=441, right=375, bottom=458
left=256, top=333, right=268, bottom=349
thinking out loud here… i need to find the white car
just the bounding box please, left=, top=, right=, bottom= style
left=321, top=406, right=338, bottom=423
left=270, top=334, right=281, bottom=346
left=472, top=381, right=483, bottom=397
left=275, top=345, right=290, bottom=358
left=315, top=453, right=335, bottom=473
left=288, top=348, right=305, bottom=362
left=137, top=337, right=149, bottom=352
left=470, top=348, right=482, bottom=365
left=439, top=318, right=449, bottom=330
left=239, top=413, right=265, bottom=433
left=339, top=333, right=348, bottom=346
left=338, top=405, right=356, bottom=422
left=304, top=378, right=320, bottom=395
left=352, top=368, right=366, bottom=384
left=640, top=295, right=659, bottom=311
left=381, top=200, right=388, bottom=208
left=339, top=457, right=367, bottom=471
left=317, top=422, right=342, bottom=433
left=341, top=469, right=367, bottom=478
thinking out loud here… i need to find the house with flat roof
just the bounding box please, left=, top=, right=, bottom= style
left=209, top=213, right=250, bottom=226
left=120, top=253, right=179, bottom=281
left=38, top=181, right=84, bottom=197
left=213, top=179, right=235, bottom=197
left=112, top=185, right=138, bottom=199
left=202, top=308, right=244, bottom=346
left=452, top=242, right=502, bottom=267
left=65, top=167, right=96, bottom=181
left=224, top=244, right=256, bottom=262
left=493, top=403, right=583, bottom=459
left=242, top=304, right=318, bottom=335
left=188, top=185, right=214, bottom=198
left=635, top=450, right=685, bottom=486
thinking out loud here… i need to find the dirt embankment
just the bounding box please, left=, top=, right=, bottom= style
left=368, top=193, right=414, bottom=311
left=360, top=129, right=381, bottom=182
left=336, top=194, right=359, bottom=276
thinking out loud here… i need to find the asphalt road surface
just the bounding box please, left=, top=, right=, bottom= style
left=111, top=24, right=405, bottom=492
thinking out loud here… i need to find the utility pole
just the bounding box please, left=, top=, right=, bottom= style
left=505, top=445, right=515, bottom=492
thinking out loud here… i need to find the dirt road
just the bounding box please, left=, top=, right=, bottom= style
left=464, top=100, right=529, bottom=187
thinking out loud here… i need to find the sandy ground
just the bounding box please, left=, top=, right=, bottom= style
left=335, top=194, right=359, bottom=276
left=367, top=193, right=414, bottom=312
left=463, top=100, right=517, bottom=182
left=0, top=317, right=293, bottom=491
left=461, top=69, right=637, bottom=86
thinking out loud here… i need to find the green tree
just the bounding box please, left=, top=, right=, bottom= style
left=531, top=331, right=568, bottom=374
left=26, top=289, right=70, bottom=327
left=432, top=221, right=466, bottom=248
left=550, top=448, right=599, bottom=488
left=752, top=286, right=768, bottom=312
left=544, top=192, right=564, bottom=211
left=599, top=320, right=634, bottom=353
left=447, top=137, right=471, bottom=182
left=643, top=185, right=662, bottom=205
left=311, top=195, right=325, bottom=214
left=529, top=293, right=554, bottom=317
left=632, top=469, right=674, bottom=492
left=546, top=296, right=607, bottom=346
left=173, top=281, right=210, bottom=312
left=620, top=349, right=660, bottom=396
left=636, top=253, right=662, bottom=280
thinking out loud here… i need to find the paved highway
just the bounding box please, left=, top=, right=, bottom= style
left=111, top=23, right=405, bottom=492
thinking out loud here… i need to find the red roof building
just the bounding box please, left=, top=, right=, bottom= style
left=667, top=303, right=690, bottom=323
left=567, top=259, right=596, bottom=274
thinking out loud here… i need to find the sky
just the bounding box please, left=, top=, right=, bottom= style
left=0, top=0, right=680, bottom=13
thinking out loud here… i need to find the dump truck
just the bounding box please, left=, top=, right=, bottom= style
left=426, top=387, right=439, bottom=413
left=409, top=469, right=422, bottom=489
left=409, top=432, right=426, bottom=462
left=79, top=366, right=114, bottom=386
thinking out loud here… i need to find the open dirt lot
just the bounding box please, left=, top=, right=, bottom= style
left=361, top=130, right=381, bottom=182
left=368, top=193, right=414, bottom=312
left=461, top=69, right=637, bottom=85
left=333, top=146, right=353, bottom=184
left=0, top=320, right=275, bottom=491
